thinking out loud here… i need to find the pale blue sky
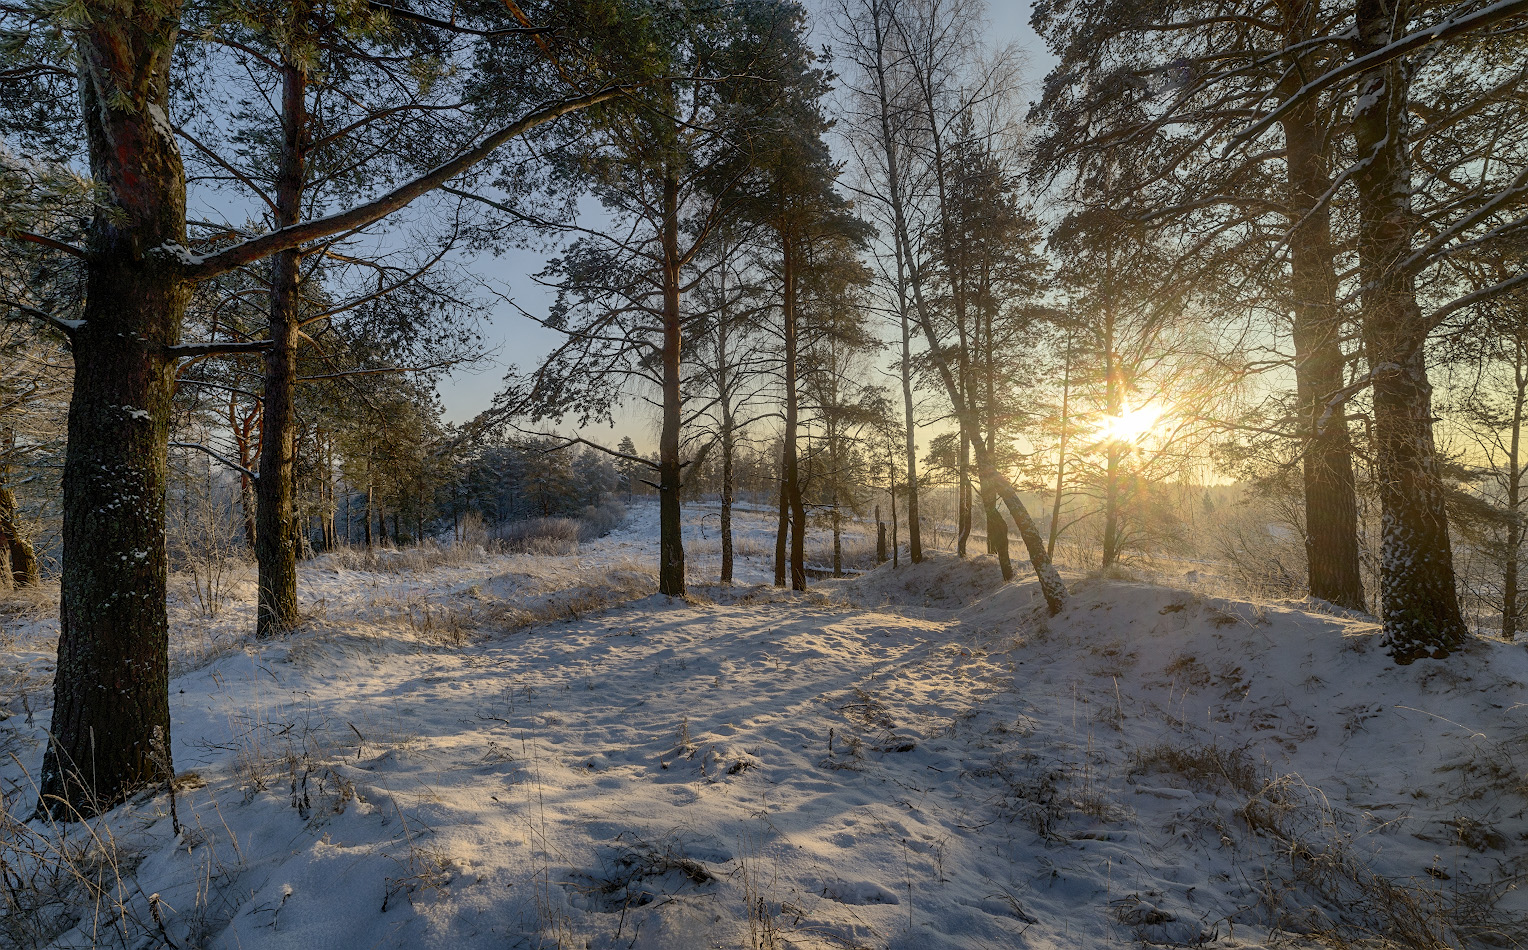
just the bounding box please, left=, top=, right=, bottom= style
left=434, top=0, right=1045, bottom=444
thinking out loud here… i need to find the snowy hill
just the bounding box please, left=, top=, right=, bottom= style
left=2, top=505, right=1525, bottom=949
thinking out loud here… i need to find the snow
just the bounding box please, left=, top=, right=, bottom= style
left=2, top=502, right=1526, bottom=948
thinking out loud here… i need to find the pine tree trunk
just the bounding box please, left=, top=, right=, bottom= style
left=1280, top=3, right=1366, bottom=611
left=39, top=6, right=187, bottom=817
left=781, top=234, right=806, bottom=591
left=1502, top=340, right=1524, bottom=641
left=717, top=266, right=736, bottom=585
left=255, top=54, right=307, bottom=638
left=657, top=169, right=686, bottom=597
left=1352, top=0, right=1465, bottom=662
left=774, top=470, right=789, bottom=587
left=980, top=285, right=1011, bottom=579
left=1048, top=330, right=1072, bottom=559
left=957, top=431, right=972, bottom=557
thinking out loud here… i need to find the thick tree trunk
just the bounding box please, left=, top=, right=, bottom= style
left=39, top=5, right=187, bottom=817
left=1280, top=2, right=1366, bottom=611
left=657, top=170, right=686, bottom=597
left=44, top=308, right=181, bottom=817
left=255, top=56, right=307, bottom=639
left=1352, top=0, right=1465, bottom=662
left=256, top=303, right=300, bottom=635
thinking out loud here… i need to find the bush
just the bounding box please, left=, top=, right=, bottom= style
left=578, top=496, right=627, bottom=541
left=492, top=518, right=581, bottom=555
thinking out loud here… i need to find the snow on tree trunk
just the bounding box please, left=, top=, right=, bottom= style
left=1352, top=0, right=1466, bottom=662
left=39, top=2, right=188, bottom=817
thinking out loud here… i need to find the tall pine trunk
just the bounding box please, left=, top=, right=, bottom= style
left=1100, top=301, right=1124, bottom=569
left=980, top=280, right=1012, bottom=579
left=717, top=250, right=736, bottom=584
left=1501, top=338, right=1525, bottom=641
left=1352, top=0, right=1465, bottom=662
left=774, top=468, right=789, bottom=586
left=1280, top=1, right=1366, bottom=611
left=657, top=168, right=686, bottom=597
left=781, top=233, right=806, bottom=591
left=39, top=3, right=187, bottom=817
left=255, top=51, right=307, bottom=638
left=1048, top=331, right=1073, bottom=559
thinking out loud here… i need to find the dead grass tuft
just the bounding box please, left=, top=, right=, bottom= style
left=1130, top=742, right=1263, bottom=795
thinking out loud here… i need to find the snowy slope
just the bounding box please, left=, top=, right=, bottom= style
left=1, top=504, right=1525, bottom=949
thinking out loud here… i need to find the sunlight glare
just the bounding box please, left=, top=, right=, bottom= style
left=1095, top=402, right=1165, bottom=444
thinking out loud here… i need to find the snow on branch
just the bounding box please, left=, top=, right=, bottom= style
left=0, top=297, right=83, bottom=337
left=170, top=441, right=258, bottom=480
left=1225, top=0, right=1528, bottom=156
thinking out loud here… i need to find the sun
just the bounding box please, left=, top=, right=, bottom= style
left=1095, top=402, right=1165, bottom=444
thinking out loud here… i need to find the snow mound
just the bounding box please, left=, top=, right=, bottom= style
left=832, top=551, right=1010, bottom=608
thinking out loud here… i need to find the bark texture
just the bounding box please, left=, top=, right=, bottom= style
left=1352, top=0, right=1465, bottom=662
left=657, top=169, right=686, bottom=597
left=255, top=53, right=307, bottom=639
left=39, top=0, right=187, bottom=817
left=1280, top=0, right=1366, bottom=611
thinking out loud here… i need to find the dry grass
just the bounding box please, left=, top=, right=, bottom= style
left=319, top=539, right=490, bottom=574
left=1130, top=742, right=1263, bottom=795
left=1237, top=773, right=1526, bottom=949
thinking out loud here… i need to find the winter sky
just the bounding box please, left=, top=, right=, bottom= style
left=433, top=0, right=1045, bottom=441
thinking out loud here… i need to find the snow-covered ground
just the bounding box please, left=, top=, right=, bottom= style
left=2, top=501, right=1526, bottom=949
